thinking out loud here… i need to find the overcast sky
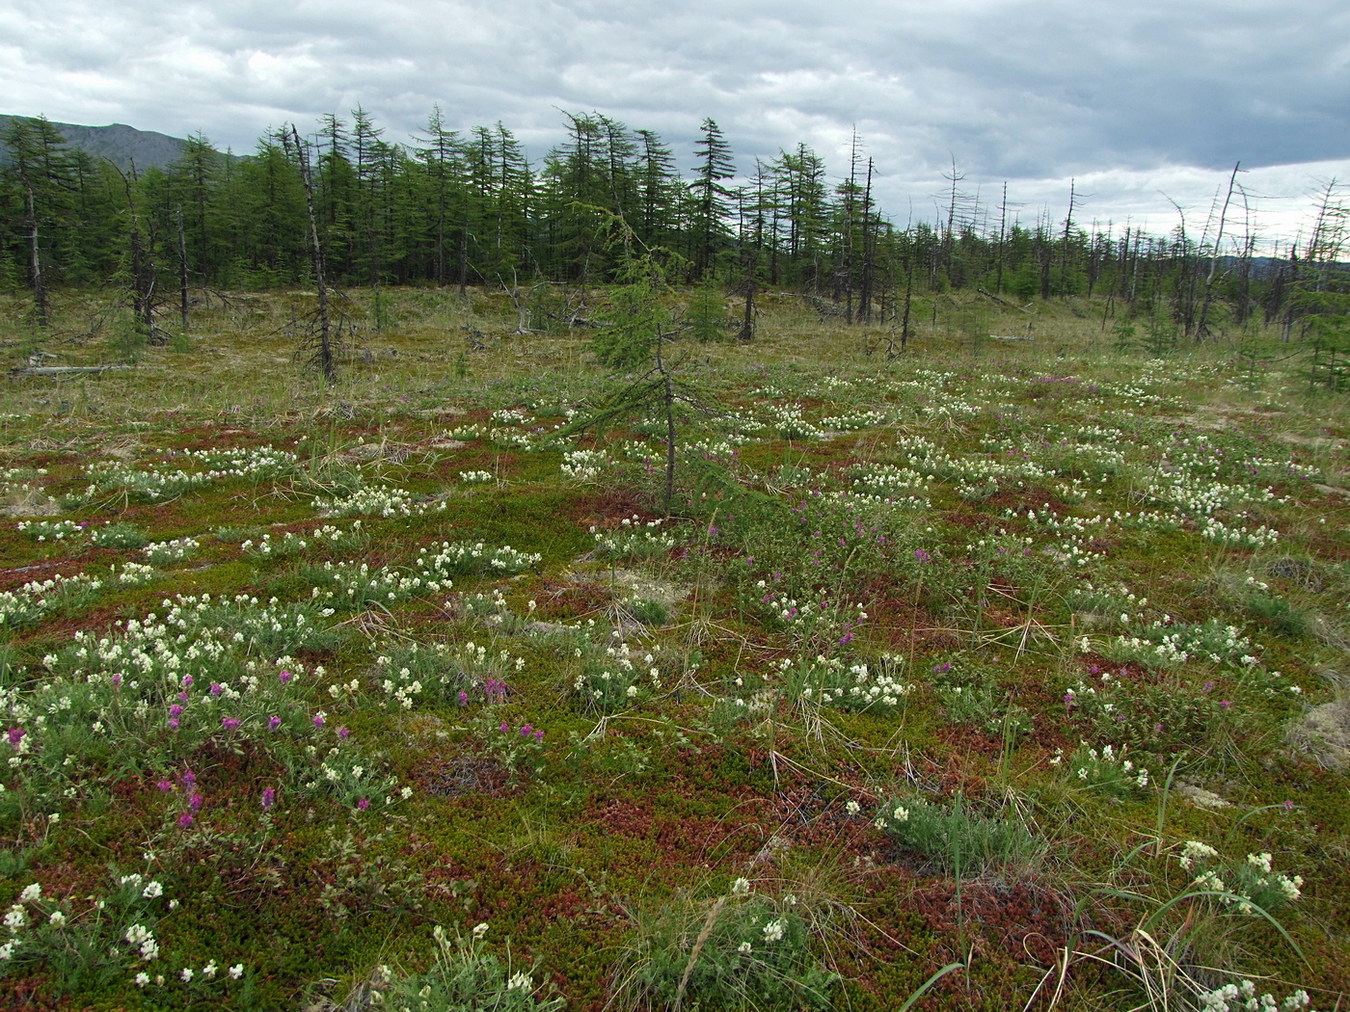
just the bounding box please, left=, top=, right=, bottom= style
left=4, top=0, right=1348, bottom=247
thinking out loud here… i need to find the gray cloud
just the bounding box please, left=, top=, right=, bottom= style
left=4, top=0, right=1347, bottom=240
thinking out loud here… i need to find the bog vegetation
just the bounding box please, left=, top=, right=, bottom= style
left=0, top=112, right=1347, bottom=1011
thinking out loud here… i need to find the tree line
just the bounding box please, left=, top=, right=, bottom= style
left=1, top=109, right=1346, bottom=347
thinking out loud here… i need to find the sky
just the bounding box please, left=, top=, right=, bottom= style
left=3, top=0, right=1348, bottom=249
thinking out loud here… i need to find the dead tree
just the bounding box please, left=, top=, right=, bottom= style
left=286, top=125, right=336, bottom=383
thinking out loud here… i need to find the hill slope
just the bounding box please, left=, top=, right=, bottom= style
left=0, top=114, right=188, bottom=171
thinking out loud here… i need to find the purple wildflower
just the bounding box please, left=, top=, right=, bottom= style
left=261, top=788, right=276, bottom=810
left=267, top=716, right=282, bottom=731
left=221, top=717, right=241, bottom=732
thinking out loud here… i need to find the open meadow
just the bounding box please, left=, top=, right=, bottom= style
left=0, top=287, right=1346, bottom=1010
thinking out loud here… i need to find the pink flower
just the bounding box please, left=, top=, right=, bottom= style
left=181, top=770, right=196, bottom=787
left=356, top=797, right=370, bottom=811
left=209, top=683, right=223, bottom=698
left=337, top=727, right=350, bottom=739
left=278, top=670, right=292, bottom=684
left=156, top=779, right=174, bottom=792
left=262, top=788, right=276, bottom=810
left=169, top=704, right=184, bottom=719
left=177, top=813, right=194, bottom=829
left=534, top=730, right=544, bottom=742
left=221, top=717, right=241, bottom=732
left=520, top=725, right=533, bottom=737
left=312, top=713, right=325, bottom=727
left=499, top=721, right=510, bottom=734
left=5, top=727, right=23, bottom=747
left=181, top=675, right=194, bottom=688
left=189, top=793, right=204, bottom=812
left=267, top=716, right=282, bottom=731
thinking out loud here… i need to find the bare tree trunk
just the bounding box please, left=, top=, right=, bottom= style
left=289, top=125, right=335, bottom=383
left=1195, top=162, right=1241, bottom=341
left=23, top=185, right=48, bottom=328
left=176, top=207, right=190, bottom=330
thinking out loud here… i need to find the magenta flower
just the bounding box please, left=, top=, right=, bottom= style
left=221, top=717, right=241, bottom=732
left=312, top=713, right=325, bottom=727
left=156, top=779, right=173, bottom=792
left=169, top=704, right=184, bottom=719
left=356, top=797, right=370, bottom=811
left=5, top=727, right=23, bottom=748
left=267, top=716, right=282, bottom=731
left=110, top=674, right=122, bottom=688
left=520, top=724, right=533, bottom=737
left=261, top=788, right=276, bottom=810
left=167, top=719, right=180, bottom=730
left=181, top=770, right=196, bottom=787
left=209, top=683, right=223, bottom=698
left=177, top=813, right=194, bottom=829
left=181, top=675, right=194, bottom=688
left=914, top=548, right=932, bottom=564
left=534, top=730, right=544, bottom=742
left=337, top=727, right=350, bottom=740
left=278, top=670, right=292, bottom=684
left=457, top=691, right=468, bottom=707
left=499, top=721, right=510, bottom=734
left=189, top=793, right=204, bottom=812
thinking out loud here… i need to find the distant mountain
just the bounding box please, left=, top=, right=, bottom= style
left=0, top=114, right=189, bottom=171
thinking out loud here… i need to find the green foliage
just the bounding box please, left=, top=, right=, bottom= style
left=616, top=884, right=838, bottom=1012
left=873, top=793, right=1045, bottom=877
left=383, top=924, right=565, bottom=1011
left=591, top=252, right=672, bottom=370
left=685, top=281, right=730, bottom=342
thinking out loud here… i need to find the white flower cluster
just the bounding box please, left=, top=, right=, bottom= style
left=789, top=654, right=911, bottom=712
left=560, top=449, right=613, bottom=483
left=591, top=515, right=677, bottom=560
left=15, top=519, right=82, bottom=541
left=318, top=485, right=448, bottom=518
left=141, top=537, right=199, bottom=565
left=1052, top=742, right=1151, bottom=794
left=1178, top=840, right=1304, bottom=915
left=1198, top=979, right=1315, bottom=1011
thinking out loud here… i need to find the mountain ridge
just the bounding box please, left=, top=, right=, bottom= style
left=0, top=114, right=191, bottom=171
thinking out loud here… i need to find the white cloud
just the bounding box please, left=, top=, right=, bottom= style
left=3, top=0, right=1347, bottom=241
